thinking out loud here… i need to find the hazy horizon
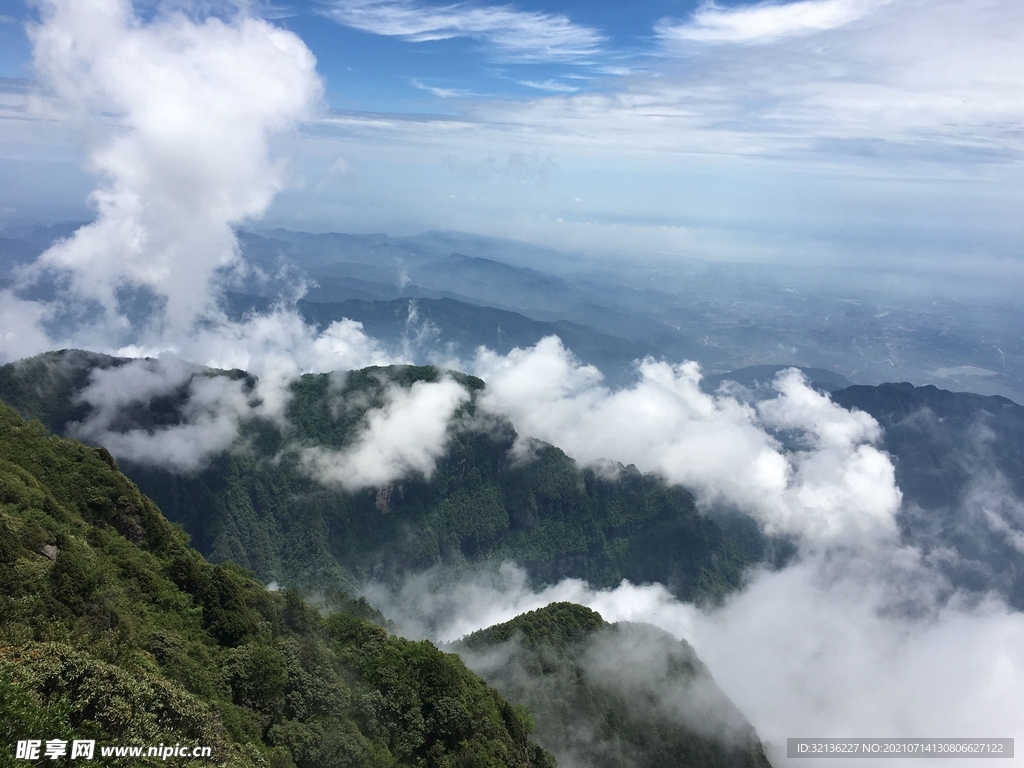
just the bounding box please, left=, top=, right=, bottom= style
left=2, top=0, right=1024, bottom=272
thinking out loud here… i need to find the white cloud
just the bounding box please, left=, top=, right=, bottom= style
left=474, top=337, right=899, bottom=544
left=969, top=477, right=1024, bottom=556
left=0, top=2, right=410, bottom=473
left=300, top=377, right=470, bottom=490
left=184, top=309, right=394, bottom=422
left=21, top=0, right=322, bottom=342
left=6, top=1, right=1024, bottom=272
left=300, top=0, right=1024, bottom=176
left=658, top=0, right=891, bottom=44
left=321, top=0, right=604, bottom=62
left=0, top=290, right=54, bottom=362
left=65, top=310, right=398, bottom=473
left=356, top=338, right=1022, bottom=763
left=653, top=0, right=1024, bottom=156
left=684, top=563, right=1024, bottom=767
left=3, top=0, right=381, bottom=377
left=411, top=79, right=469, bottom=98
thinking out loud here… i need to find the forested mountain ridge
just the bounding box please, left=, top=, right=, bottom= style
left=0, top=350, right=769, bottom=602
left=0, top=400, right=556, bottom=768
left=5, top=350, right=1024, bottom=608
left=454, top=603, right=773, bottom=768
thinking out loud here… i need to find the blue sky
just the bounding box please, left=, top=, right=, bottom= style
left=264, top=0, right=683, bottom=110
left=0, top=0, right=693, bottom=111
left=2, top=0, right=1024, bottom=273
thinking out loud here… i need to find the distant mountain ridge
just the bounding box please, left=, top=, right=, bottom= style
left=702, top=365, right=852, bottom=393
left=8, top=222, right=1022, bottom=400
left=229, top=293, right=852, bottom=392
left=230, top=229, right=710, bottom=373
left=272, top=295, right=669, bottom=387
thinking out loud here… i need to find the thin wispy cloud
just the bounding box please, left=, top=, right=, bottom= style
left=392, top=0, right=1024, bottom=160
left=411, top=78, right=470, bottom=98
left=320, top=0, right=605, bottom=62
left=299, top=0, right=1024, bottom=171
left=517, top=79, right=578, bottom=93
left=596, top=65, right=632, bottom=77
left=658, top=0, right=891, bottom=44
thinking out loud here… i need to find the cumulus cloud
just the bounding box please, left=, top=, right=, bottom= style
left=321, top=0, right=604, bottom=62
left=61, top=304, right=401, bottom=471
left=20, top=0, right=321, bottom=344
left=299, top=376, right=470, bottom=490
left=184, top=308, right=394, bottom=422
left=2, top=0, right=393, bottom=371
left=474, top=337, right=900, bottom=544
left=658, top=0, right=891, bottom=44
left=59, top=308, right=398, bottom=472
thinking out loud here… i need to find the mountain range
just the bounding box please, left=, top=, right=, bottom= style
left=8, top=224, right=1022, bottom=400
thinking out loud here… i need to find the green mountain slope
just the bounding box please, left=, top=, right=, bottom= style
left=0, top=401, right=554, bottom=768
left=455, top=603, right=772, bottom=768
left=0, top=351, right=769, bottom=603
